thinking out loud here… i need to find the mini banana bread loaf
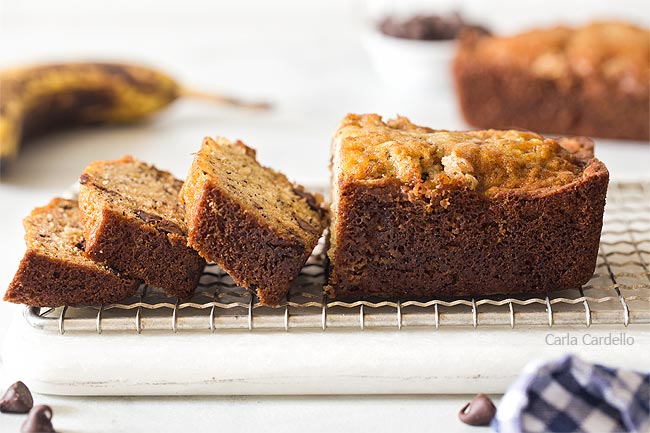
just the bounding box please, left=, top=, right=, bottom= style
left=180, top=137, right=327, bottom=306
left=78, top=156, right=205, bottom=298
left=4, top=198, right=140, bottom=307
left=327, top=114, right=609, bottom=299
left=454, top=21, right=649, bottom=141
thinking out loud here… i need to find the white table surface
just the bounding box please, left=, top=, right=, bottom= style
left=0, top=387, right=496, bottom=433
left=0, top=1, right=648, bottom=431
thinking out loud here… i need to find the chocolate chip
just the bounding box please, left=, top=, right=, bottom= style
left=75, top=238, right=86, bottom=252
left=134, top=209, right=162, bottom=224
left=292, top=186, right=320, bottom=212
left=294, top=216, right=319, bottom=234
left=0, top=381, right=33, bottom=414
left=78, top=173, right=90, bottom=185
left=379, top=13, right=487, bottom=41
left=85, top=179, right=116, bottom=196
left=458, top=393, right=496, bottom=426
left=21, top=405, right=56, bottom=433
left=134, top=210, right=184, bottom=236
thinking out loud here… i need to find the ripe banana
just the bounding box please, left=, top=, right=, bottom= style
left=0, top=62, right=270, bottom=163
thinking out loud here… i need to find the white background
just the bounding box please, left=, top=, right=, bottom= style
left=0, top=1, right=649, bottom=431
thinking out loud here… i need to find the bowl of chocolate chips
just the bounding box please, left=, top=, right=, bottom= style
left=365, top=12, right=487, bottom=91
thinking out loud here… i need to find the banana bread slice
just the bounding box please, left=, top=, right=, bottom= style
left=78, top=156, right=205, bottom=298
left=180, top=137, right=327, bottom=306
left=453, top=21, right=649, bottom=141
left=4, top=198, right=140, bottom=307
left=328, top=113, right=609, bottom=299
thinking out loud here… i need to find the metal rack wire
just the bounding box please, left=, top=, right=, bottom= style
left=25, top=181, right=650, bottom=334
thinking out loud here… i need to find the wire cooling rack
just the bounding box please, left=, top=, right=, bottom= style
left=25, top=181, right=650, bottom=334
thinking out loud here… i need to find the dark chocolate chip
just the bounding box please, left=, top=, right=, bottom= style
left=134, top=209, right=163, bottom=224
left=86, top=180, right=115, bottom=196
left=75, top=238, right=86, bottom=252
left=21, top=405, right=56, bottom=433
left=134, top=210, right=184, bottom=236
left=0, top=381, right=33, bottom=414
left=379, top=13, right=486, bottom=41
left=292, top=186, right=320, bottom=213
left=78, top=173, right=90, bottom=185
left=156, top=220, right=184, bottom=236
left=458, top=393, right=496, bottom=426
left=294, top=216, right=319, bottom=234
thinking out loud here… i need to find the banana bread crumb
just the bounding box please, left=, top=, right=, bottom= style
left=78, top=156, right=205, bottom=298
left=4, top=198, right=140, bottom=307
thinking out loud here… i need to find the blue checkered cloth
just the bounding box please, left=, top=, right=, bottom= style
left=493, top=355, right=650, bottom=433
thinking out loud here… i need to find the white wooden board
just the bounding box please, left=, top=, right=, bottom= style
left=3, top=312, right=649, bottom=396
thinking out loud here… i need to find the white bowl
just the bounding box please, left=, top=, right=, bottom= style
left=364, top=26, right=457, bottom=93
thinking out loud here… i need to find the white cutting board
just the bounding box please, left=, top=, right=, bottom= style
left=2, top=311, right=649, bottom=396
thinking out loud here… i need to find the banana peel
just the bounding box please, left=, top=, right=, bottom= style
left=0, top=62, right=270, bottom=163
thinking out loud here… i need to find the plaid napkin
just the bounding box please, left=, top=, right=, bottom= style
left=494, top=355, right=649, bottom=433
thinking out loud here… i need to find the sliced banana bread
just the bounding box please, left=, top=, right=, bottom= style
left=4, top=198, right=140, bottom=307
left=328, top=113, right=609, bottom=299
left=78, top=156, right=205, bottom=298
left=180, top=137, right=327, bottom=306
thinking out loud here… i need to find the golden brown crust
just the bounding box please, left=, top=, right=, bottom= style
left=4, top=198, right=140, bottom=307
left=180, top=137, right=328, bottom=306
left=464, top=22, right=649, bottom=94
left=335, top=113, right=587, bottom=196
left=328, top=114, right=609, bottom=299
left=454, top=22, right=650, bottom=140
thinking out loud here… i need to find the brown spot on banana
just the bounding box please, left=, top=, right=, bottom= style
left=0, top=62, right=270, bottom=164
left=0, top=63, right=179, bottom=163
